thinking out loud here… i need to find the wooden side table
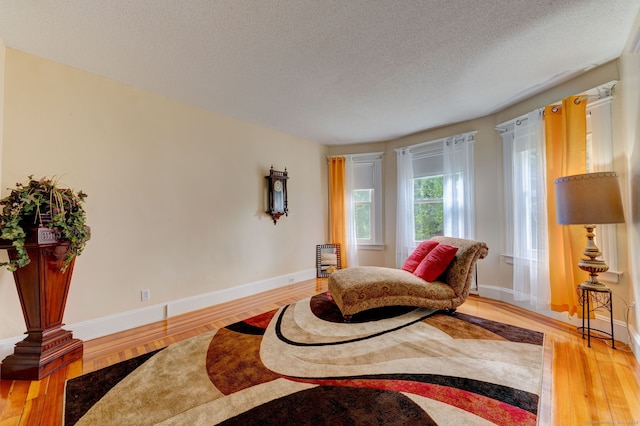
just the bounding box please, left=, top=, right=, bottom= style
left=577, top=285, right=615, bottom=349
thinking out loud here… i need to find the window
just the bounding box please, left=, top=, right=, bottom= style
left=413, top=175, right=444, bottom=241
left=501, top=115, right=545, bottom=258
left=498, top=83, right=618, bottom=272
left=351, top=153, right=383, bottom=247
left=396, top=131, right=475, bottom=267
left=514, top=147, right=541, bottom=254
left=408, top=140, right=444, bottom=245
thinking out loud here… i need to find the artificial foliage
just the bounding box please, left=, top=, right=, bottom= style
left=0, top=176, right=89, bottom=271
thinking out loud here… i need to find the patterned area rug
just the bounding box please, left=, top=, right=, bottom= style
left=64, top=293, right=544, bottom=425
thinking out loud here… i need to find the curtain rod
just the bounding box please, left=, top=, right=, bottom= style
left=497, top=98, right=598, bottom=128
left=326, top=152, right=383, bottom=161
left=496, top=81, right=616, bottom=133
left=574, top=82, right=616, bottom=103
left=549, top=95, right=601, bottom=113
left=573, top=94, right=602, bottom=104
left=495, top=117, right=528, bottom=132
left=549, top=93, right=607, bottom=111
left=395, top=131, right=477, bottom=153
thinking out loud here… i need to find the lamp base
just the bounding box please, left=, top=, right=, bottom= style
left=577, top=225, right=610, bottom=291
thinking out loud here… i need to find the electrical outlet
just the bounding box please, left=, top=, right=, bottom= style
left=141, top=289, right=151, bottom=302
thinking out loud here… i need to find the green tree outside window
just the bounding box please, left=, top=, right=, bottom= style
left=414, top=176, right=443, bottom=241
left=354, top=189, right=372, bottom=239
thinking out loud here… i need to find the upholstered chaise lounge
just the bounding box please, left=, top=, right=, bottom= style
left=328, top=236, right=488, bottom=321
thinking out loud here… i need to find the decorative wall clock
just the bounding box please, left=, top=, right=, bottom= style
left=265, top=166, right=288, bottom=224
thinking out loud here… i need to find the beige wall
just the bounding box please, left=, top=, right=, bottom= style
left=0, top=39, right=4, bottom=188
left=0, top=49, right=327, bottom=340
left=329, top=61, right=639, bottom=326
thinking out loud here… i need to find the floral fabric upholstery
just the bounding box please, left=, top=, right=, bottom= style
left=328, top=237, right=489, bottom=318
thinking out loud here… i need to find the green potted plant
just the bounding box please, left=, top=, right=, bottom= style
left=0, top=175, right=90, bottom=271
left=0, top=175, right=89, bottom=380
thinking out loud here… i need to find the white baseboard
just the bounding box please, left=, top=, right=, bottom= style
left=2, top=275, right=635, bottom=365
left=0, top=268, right=316, bottom=360
left=0, top=336, right=22, bottom=361
left=630, top=325, right=640, bottom=359
left=478, top=284, right=640, bottom=363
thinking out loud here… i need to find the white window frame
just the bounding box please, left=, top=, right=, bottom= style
left=351, top=153, right=383, bottom=249
left=409, top=140, right=443, bottom=246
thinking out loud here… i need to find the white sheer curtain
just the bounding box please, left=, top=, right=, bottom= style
left=443, top=133, right=475, bottom=239
left=503, top=110, right=550, bottom=309
left=588, top=99, right=618, bottom=271
left=395, top=148, right=415, bottom=267
left=345, top=156, right=359, bottom=267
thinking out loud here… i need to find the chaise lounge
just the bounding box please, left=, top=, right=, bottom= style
left=328, top=236, right=488, bottom=321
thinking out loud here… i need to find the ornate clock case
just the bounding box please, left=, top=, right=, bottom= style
left=265, top=166, right=289, bottom=224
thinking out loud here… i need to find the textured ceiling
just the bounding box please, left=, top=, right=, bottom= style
left=0, top=1, right=639, bottom=145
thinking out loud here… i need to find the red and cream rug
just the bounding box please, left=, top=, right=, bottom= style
left=65, top=293, right=544, bottom=425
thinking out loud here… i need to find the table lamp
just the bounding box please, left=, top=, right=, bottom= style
left=555, top=172, right=625, bottom=290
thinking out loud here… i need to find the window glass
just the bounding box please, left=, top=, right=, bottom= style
left=354, top=189, right=372, bottom=239
left=413, top=175, right=444, bottom=241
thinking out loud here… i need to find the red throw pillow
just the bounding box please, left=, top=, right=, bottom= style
left=401, top=240, right=439, bottom=273
left=413, top=244, right=458, bottom=282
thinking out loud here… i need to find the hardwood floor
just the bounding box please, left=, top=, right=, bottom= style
left=1, top=278, right=639, bottom=425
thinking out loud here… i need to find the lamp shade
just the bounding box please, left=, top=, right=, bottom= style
left=555, top=172, right=625, bottom=225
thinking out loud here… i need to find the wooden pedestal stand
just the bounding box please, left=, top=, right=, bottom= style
left=0, top=228, right=83, bottom=380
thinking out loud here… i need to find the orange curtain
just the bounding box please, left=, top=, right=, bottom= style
left=544, top=96, right=587, bottom=315
left=328, top=156, right=348, bottom=268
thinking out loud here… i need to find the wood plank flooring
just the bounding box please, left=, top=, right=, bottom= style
left=1, top=278, right=638, bottom=425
